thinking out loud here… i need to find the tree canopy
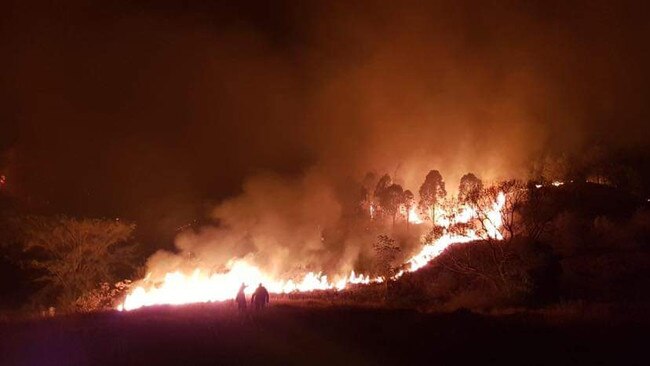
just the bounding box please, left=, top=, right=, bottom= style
left=17, top=216, right=138, bottom=309
left=418, top=170, right=446, bottom=222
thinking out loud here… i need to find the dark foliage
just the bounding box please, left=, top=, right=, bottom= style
left=393, top=181, right=648, bottom=311
left=392, top=238, right=559, bottom=310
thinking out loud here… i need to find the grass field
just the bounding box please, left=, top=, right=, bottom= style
left=1, top=299, right=648, bottom=366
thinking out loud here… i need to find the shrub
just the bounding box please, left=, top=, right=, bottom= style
left=73, top=280, right=132, bottom=312
left=392, top=238, right=560, bottom=311
left=16, top=216, right=139, bottom=311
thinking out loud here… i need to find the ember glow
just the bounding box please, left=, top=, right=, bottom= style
left=119, top=191, right=507, bottom=311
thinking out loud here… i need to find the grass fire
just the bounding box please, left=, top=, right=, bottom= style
left=118, top=173, right=505, bottom=311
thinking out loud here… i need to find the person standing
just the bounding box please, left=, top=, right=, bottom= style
left=235, top=283, right=247, bottom=313
left=251, top=283, right=269, bottom=311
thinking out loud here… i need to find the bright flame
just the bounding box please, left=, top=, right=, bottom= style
left=408, top=206, right=423, bottom=224
left=119, top=191, right=507, bottom=311
left=399, top=205, right=423, bottom=224
left=119, top=262, right=379, bottom=311
left=407, top=191, right=505, bottom=271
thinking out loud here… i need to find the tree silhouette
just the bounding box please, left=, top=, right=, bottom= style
left=378, top=184, right=405, bottom=227
left=458, top=173, right=483, bottom=203
left=403, top=189, right=415, bottom=231
left=17, top=216, right=139, bottom=310
left=373, top=234, right=401, bottom=300
left=418, top=170, right=447, bottom=224
left=373, top=174, right=392, bottom=219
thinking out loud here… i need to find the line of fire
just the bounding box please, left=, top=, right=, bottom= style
left=1, top=1, right=650, bottom=365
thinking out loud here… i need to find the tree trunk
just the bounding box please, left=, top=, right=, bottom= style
left=406, top=210, right=410, bottom=232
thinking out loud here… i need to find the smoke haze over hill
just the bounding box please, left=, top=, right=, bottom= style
left=2, top=0, right=649, bottom=252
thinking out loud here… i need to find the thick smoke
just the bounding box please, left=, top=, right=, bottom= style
left=169, top=171, right=347, bottom=277
left=302, top=1, right=650, bottom=187
left=149, top=167, right=428, bottom=278
left=2, top=1, right=649, bottom=275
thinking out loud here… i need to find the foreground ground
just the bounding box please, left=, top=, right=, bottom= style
left=0, top=301, right=648, bottom=366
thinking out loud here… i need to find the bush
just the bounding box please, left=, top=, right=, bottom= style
left=392, top=238, right=560, bottom=311
left=16, top=216, right=140, bottom=311
left=544, top=207, right=650, bottom=302
left=73, top=280, right=133, bottom=312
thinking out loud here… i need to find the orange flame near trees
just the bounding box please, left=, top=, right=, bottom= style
left=119, top=262, right=378, bottom=311
left=119, top=189, right=507, bottom=311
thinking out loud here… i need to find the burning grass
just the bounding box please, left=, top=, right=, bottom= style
left=117, top=180, right=508, bottom=311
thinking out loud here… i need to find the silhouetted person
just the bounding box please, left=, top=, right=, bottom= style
left=251, top=283, right=269, bottom=310
left=235, top=283, right=247, bottom=313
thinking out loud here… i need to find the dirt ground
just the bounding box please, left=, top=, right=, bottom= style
left=0, top=302, right=647, bottom=366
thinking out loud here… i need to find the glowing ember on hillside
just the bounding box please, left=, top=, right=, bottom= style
left=119, top=191, right=507, bottom=311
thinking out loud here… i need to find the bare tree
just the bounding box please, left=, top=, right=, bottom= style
left=18, top=216, right=139, bottom=310
left=435, top=180, right=559, bottom=304
left=455, top=180, right=528, bottom=243
left=476, top=180, right=553, bottom=243
left=437, top=241, right=530, bottom=297
left=439, top=181, right=524, bottom=297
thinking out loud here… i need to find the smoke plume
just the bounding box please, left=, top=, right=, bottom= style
left=2, top=1, right=649, bottom=274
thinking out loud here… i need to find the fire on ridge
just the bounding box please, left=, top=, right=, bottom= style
left=118, top=190, right=506, bottom=311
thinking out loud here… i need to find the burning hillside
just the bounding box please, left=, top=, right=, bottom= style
left=119, top=171, right=507, bottom=311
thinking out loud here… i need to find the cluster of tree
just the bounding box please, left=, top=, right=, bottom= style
left=390, top=179, right=650, bottom=311
left=530, top=146, right=650, bottom=198
left=361, top=170, right=493, bottom=293
left=2, top=160, right=648, bottom=315
left=360, top=170, right=487, bottom=228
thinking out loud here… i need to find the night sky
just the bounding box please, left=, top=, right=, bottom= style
left=2, top=0, right=649, bottom=248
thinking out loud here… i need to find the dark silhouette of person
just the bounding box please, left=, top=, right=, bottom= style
left=251, top=283, right=269, bottom=310
left=235, top=283, right=247, bottom=312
